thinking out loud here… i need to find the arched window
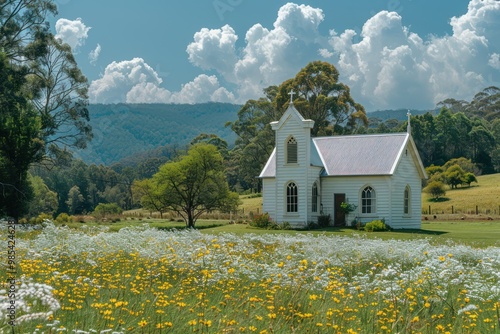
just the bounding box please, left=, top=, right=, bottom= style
left=404, top=185, right=411, bottom=215
left=312, top=182, right=318, bottom=213
left=361, top=186, right=376, bottom=214
left=287, top=182, right=298, bottom=213
left=287, top=137, right=297, bottom=164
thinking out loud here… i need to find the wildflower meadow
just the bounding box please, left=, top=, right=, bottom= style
left=2, top=223, right=500, bottom=333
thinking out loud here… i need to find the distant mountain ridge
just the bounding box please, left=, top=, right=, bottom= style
left=74, top=103, right=429, bottom=165
left=74, top=103, right=241, bottom=165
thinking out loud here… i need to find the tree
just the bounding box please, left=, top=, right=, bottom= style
left=93, top=203, right=123, bottom=218
left=226, top=96, right=277, bottom=192
left=463, top=172, right=477, bottom=187
left=424, top=181, right=446, bottom=200
left=66, top=185, right=84, bottom=215
left=132, top=178, right=166, bottom=218
left=153, top=144, right=240, bottom=228
left=0, top=53, right=43, bottom=219
left=0, top=0, right=91, bottom=219
left=27, top=174, right=58, bottom=217
left=444, top=165, right=466, bottom=189
left=275, top=61, right=367, bottom=136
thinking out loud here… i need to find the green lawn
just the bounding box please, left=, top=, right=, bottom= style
left=51, top=218, right=500, bottom=248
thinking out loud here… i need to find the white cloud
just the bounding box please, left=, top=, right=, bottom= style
left=326, top=0, right=500, bottom=109
left=170, top=74, right=235, bottom=104
left=55, top=18, right=90, bottom=51
left=89, top=58, right=169, bottom=103
left=89, top=44, right=101, bottom=65
left=92, top=1, right=500, bottom=109
left=489, top=53, right=500, bottom=70
left=89, top=59, right=235, bottom=104
left=186, top=25, right=239, bottom=81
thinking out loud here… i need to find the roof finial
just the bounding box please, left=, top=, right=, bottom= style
left=288, top=89, right=296, bottom=104
left=407, top=110, right=411, bottom=134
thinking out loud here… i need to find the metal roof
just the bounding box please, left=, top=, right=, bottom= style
left=313, top=133, right=409, bottom=176
left=260, top=133, right=416, bottom=177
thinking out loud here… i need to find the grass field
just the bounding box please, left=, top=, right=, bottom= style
left=422, top=173, right=500, bottom=216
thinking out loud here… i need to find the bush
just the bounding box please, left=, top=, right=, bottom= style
left=364, top=220, right=389, bottom=232
left=317, top=214, right=331, bottom=227
left=93, top=203, right=123, bottom=217
left=55, top=213, right=73, bottom=225
left=29, top=213, right=53, bottom=225
left=250, top=213, right=272, bottom=228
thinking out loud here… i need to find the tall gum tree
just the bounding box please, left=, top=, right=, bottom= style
left=0, top=0, right=91, bottom=219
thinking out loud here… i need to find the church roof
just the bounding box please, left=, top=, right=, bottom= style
left=260, top=132, right=426, bottom=178
left=313, top=133, right=409, bottom=176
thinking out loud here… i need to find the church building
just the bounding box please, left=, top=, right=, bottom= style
left=259, top=94, right=428, bottom=229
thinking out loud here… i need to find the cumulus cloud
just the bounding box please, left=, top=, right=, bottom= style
left=89, top=44, right=101, bottom=65
left=55, top=18, right=90, bottom=51
left=326, top=0, right=500, bottom=109
left=92, top=1, right=500, bottom=109
left=194, top=3, right=327, bottom=102
left=183, top=0, right=500, bottom=109
left=186, top=25, right=239, bottom=80
left=89, top=58, right=235, bottom=104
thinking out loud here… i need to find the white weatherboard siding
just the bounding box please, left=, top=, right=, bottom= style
left=321, top=176, right=392, bottom=226
left=389, top=142, right=424, bottom=228
left=262, top=178, right=276, bottom=219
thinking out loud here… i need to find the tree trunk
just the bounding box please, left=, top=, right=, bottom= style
left=187, top=210, right=195, bottom=228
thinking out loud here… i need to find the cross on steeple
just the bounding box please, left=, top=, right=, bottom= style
left=288, top=90, right=296, bottom=104
left=407, top=110, right=412, bottom=134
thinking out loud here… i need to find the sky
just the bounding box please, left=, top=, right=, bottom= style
left=49, top=0, right=500, bottom=111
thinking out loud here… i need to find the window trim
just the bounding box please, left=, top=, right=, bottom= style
left=360, top=185, right=376, bottom=215
left=312, top=182, right=318, bottom=213
left=286, top=136, right=298, bottom=164
left=404, top=185, right=411, bottom=216
left=286, top=182, right=298, bottom=213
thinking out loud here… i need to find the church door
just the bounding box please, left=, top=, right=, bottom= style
left=334, top=193, right=346, bottom=226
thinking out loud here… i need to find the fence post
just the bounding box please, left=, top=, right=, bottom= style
left=428, top=205, right=431, bottom=215
left=452, top=205, right=454, bottom=214
left=476, top=206, right=478, bottom=215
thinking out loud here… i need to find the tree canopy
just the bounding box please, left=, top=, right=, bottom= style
left=0, top=0, right=91, bottom=219
left=150, top=144, right=239, bottom=227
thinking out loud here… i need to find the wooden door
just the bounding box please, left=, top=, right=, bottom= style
left=334, top=193, right=346, bottom=226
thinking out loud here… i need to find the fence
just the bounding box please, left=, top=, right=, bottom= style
left=422, top=205, right=500, bottom=216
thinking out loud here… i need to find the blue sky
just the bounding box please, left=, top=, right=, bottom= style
left=50, top=0, right=499, bottom=111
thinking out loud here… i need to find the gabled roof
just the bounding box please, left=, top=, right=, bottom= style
left=260, top=133, right=427, bottom=179
left=271, top=103, right=314, bottom=131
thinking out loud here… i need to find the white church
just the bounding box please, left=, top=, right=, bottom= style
left=259, top=93, right=428, bottom=229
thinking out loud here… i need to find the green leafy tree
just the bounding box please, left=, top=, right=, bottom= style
left=132, top=178, right=166, bottom=218
left=275, top=61, right=367, bottom=136
left=424, top=181, right=446, bottom=200
left=93, top=203, right=123, bottom=218
left=153, top=144, right=240, bottom=228
left=0, top=54, right=43, bottom=219
left=226, top=96, right=277, bottom=191
left=27, top=174, right=58, bottom=217
left=444, top=165, right=466, bottom=189
left=463, top=172, right=478, bottom=187
left=66, top=185, right=84, bottom=215
left=0, top=1, right=91, bottom=219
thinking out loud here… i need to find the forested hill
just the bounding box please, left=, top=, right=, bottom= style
left=74, top=103, right=241, bottom=165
